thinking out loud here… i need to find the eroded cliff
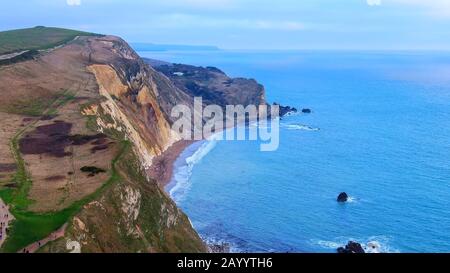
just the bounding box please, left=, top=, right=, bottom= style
left=0, top=28, right=266, bottom=253
left=0, top=33, right=204, bottom=253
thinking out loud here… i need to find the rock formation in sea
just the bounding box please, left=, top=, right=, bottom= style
left=337, top=241, right=366, bottom=254
left=273, top=103, right=298, bottom=117
left=337, top=192, right=349, bottom=203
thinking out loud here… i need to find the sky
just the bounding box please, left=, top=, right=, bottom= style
left=2, top=0, right=450, bottom=50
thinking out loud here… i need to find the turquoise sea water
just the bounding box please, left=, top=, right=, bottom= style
left=138, top=50, right=450, bottom=253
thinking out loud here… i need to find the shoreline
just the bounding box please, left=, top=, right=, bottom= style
left=148, top=139, right=233, bottom=253
left=148, top=140, right=195, bottom=188
left=147, top=117, right=289, bottom=253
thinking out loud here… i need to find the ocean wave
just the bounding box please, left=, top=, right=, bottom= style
left=202, top=236, right=242, bottom=253
left=316, top=240, right=342, bottom=249
left=282, top=111, right=301, bottom=117
left=169, top=139, right=218, bottom=202
left=281, top=123, right=320, bottom=131
left=313, top=236, right=400, bottom=253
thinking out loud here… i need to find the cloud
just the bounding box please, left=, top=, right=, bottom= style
left=144, top=14, right=305, bottom=31
left=367, top=0, right=381, bottom=6
left=388, top=0, right=450, bottom=16
left=66, top=0, right=81, bottom=6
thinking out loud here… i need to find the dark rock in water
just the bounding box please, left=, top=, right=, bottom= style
left=302, top=108, right=312, bottom=114
left=272, top=103, right=298, bottom=117
left=337, top=241, right=365, bottom=254
left=337, top=192, right=349, bottom=202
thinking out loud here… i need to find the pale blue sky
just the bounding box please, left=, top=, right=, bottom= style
left=2, top=0, right=450, bottom=50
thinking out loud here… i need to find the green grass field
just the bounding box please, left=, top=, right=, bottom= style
left=0, top=26, right=99, bottom=55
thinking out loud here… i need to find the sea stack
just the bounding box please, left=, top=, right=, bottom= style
left=337, top=241, right=365, bottom=254
left=337, top=192, right=349, bottom=203
left=272, top=103, right=298, bottom=117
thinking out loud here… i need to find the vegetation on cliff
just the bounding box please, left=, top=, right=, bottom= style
left=0, top=26, right=266, bottom=253
left=0, top=26, right=99, bottom=55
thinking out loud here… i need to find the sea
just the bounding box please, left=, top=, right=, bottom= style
left=137, top=49, right=450, bottom=253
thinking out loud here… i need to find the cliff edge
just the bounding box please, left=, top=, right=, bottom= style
left=0, top=27, right=266, bottom=253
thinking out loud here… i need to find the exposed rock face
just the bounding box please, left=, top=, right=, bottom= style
left=337, top=192, right=349, bottom=203
left=85, top=37, right=182, bottom=168
left=148, top=61, right=266, bottom=111
left=0, top=34, right=206, bottom=253
left=337, top=241, right=365, bottom=254
left=1, top=31, right=269, bottom=253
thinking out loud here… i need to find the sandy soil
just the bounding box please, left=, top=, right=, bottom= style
left=0, top=112, right=34, bottom=186
left=0, top=36, right=120, bottom=213
left=24, top=99, right=118, bottom=212
left=147, top=140, right=194, bottom=187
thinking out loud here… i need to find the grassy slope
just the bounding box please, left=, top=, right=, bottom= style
left=0, top=92, right=113, bottom=252
left=0, top=141, right=130, bottom=253
left=38, top=144, right=206, bottom=253
left=0, top=26, right=99, bottom=55
left=0, top=27, right=205, bottom=252
left=0, top=102, right=130, bottom=252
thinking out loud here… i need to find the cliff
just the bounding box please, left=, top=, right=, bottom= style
left=147, top=59, right=266, bottom=111
left=0, top=27, right=266, bottom=253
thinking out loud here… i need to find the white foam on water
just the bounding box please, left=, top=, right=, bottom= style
left=281, top=123, right=320, bottom=131
left=316, top=240, right=342, bottom=249
left=282, top=111, right=301, bottom=117
left=313, top=236, right=400, bottom=253
left=202, top=236, right=242, bottom=253
left=169, top=138, right=219, bottom=202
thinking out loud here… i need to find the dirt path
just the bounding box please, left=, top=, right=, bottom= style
left=0, top=50, right=30, bottom=61
left=18, top=223, right=67, bottom=253
left=6, top=86, right=80, bottom=253
left=0, top=197, right=14, bottom=248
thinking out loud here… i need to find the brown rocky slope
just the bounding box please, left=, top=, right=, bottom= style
left=0, top=29, right=266, bottom=253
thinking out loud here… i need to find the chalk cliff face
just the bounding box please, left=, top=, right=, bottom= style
left=0, top=31, right=266, bottom=253
left=44, top=36, right=208, bottom=253
left=82, top=36, right=181, bottom=168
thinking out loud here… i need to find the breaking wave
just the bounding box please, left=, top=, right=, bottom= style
left=313, top=236, right=400, bottom=253
left=169, top=138, right=219, bottom=202
left=281, top=123, right=320, bottom=131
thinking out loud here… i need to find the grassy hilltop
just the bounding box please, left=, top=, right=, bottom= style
left=0, top=28, right=206, bottom=253
left=0, top=26, right=99, bottom=55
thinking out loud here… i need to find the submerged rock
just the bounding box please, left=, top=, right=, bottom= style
left=337, top=241, right=365, bottom=254
left=208, top=243, right=231, bottom=253
left=367, top=241, right=381, bottom=253
left=302, top=108, right=312, bottom=114
left=337, top=192, right=349, bottom=203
